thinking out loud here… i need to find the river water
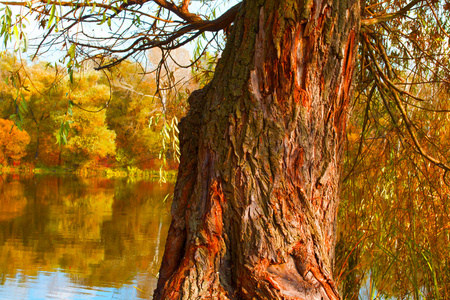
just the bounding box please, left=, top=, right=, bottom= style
left=0, top=174, right=173, bottom=300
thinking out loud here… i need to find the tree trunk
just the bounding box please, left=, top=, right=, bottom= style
left=154, top=0, right=359, bottom=299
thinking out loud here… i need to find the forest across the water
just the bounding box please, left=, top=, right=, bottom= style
left=0, top=49, right=213, bottom=178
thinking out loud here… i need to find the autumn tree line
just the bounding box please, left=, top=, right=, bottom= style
left=0, top=50, right=203, bottom=172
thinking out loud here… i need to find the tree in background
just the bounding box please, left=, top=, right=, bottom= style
left=19, top=62, right=68, bottom=165
left=60, top=108, right=116, bottom=167
left=0, top=56, right=188, bottom=169
left=0, top=54, right=68, bottom=165
left=0, top=118, right=30, bottom=165
left=58, top=69, right=117, bottom=167
left=106, top=60, right=168, bottom=169
left=106, top=50, right=194, bottom=170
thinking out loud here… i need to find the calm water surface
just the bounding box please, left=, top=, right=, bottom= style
left=0, top=174, right=173, bottom=300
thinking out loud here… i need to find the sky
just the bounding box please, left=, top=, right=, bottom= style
left=1, top=0, right=239, bottom=65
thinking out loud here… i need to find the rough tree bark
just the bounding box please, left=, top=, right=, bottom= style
left=154, top=0, right=359, bottom=299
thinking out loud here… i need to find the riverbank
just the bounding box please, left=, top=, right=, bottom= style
left=0, top=164, right=177, bottom=181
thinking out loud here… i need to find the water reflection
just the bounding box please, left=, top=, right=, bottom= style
left=0, top=174, right=173, bottom=299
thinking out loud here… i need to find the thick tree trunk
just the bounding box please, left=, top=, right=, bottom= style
left=154, top=0, right=359, bottom=299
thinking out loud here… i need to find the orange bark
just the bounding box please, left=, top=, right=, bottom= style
left=155, top=0, right=360, bottom=298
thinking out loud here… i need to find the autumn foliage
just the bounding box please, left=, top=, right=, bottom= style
left=0, top=118, right=30, bottom=165
left=0, top=52, right=193, bottom=170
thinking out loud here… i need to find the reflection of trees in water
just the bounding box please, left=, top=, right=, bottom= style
left=0, top=177, right=27, bottom=221
left=0, top=175, right=172, bottom=291
left=134, top=213, right=166, bottom=298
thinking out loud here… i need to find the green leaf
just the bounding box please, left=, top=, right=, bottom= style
left=22, top=31, right=28, bottom=52
left=15, top=120, right=23, bottom=131
left=57, top=121, right=69, bottom=145
left=48, top=4, right=56, bottom=28
left=164, top=127, right=170, bottom=139
left=19, top=105, right=26, bottom=115
left=19, top=100, right=28, bottom=114
left=99, top=11, right=107, bottom=25
left=13, top=24, right=19, bottom=40
left=68, top=66, right=74, bottom=84
left=163, top=194, right=170, bottom=203
left=68, top=43, right=76, bottom=58
left=5, top=6, right=11, bottom=18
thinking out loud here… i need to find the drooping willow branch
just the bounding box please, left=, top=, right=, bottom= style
left=362, top=32, right=450, bottom=174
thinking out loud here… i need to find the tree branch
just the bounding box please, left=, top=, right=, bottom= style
left=151, top=0, right=202, bottom=23
left=361, top=0, right=422, bottom=26
left=363, top=33, right=450, bottom=172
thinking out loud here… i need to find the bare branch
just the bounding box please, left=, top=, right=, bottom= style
left=148, top=0, right=202, bottom=23
left=180, top=0, right=190, bottom=12
left=361, top=0, right=422, bottom=26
